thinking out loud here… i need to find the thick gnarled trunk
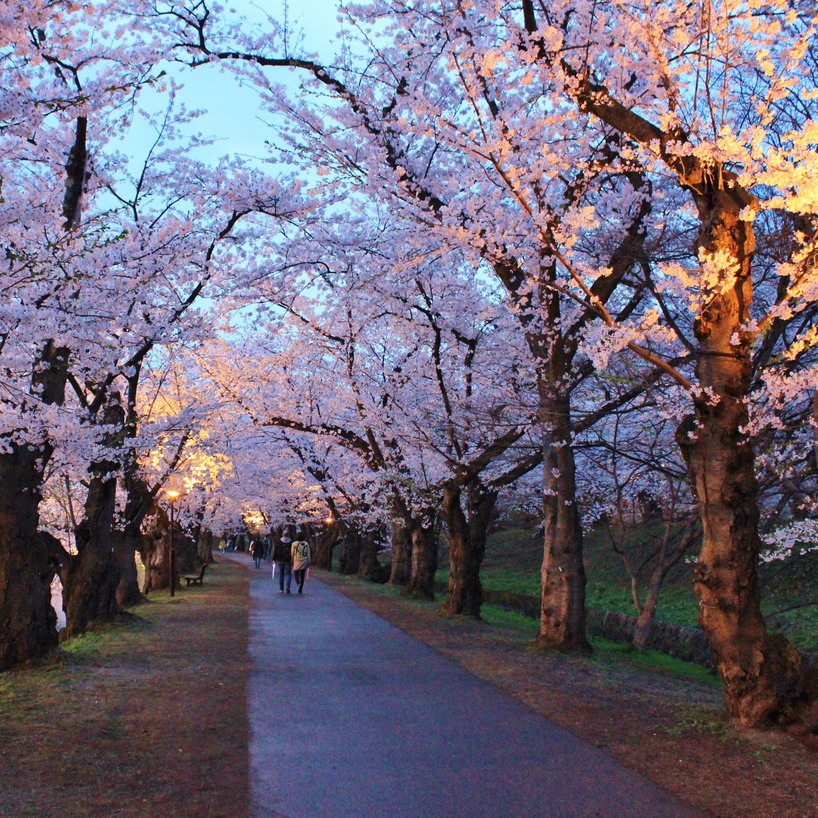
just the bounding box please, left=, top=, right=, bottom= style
left=0, top=446, right=59, bottom=670
left=138, top=505, right=171, bottom=594
left=0, top=342, right=68, bottom=668
left=61, top=473, right=120, bottom=640
left=442, top=481, right=497, bottom=618
left=677, top=200, right=804, bottom=725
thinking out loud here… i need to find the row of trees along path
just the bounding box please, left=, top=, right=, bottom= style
left=1, top=0, right=817, bottom=735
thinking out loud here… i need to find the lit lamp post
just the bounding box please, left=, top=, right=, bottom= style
left=167, top=490, right=180, bottom=597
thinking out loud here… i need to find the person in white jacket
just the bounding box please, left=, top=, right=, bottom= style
left=291, top=537, right=311, bottom=594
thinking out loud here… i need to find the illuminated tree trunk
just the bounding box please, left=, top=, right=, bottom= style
left=537, top=385, right=591, bottom=652
left=139, top=504, right=171, bottom=594
left=677, top=197, right=803, bottom=726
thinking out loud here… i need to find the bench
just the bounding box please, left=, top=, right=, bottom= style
left=182, top=563, right=207, bottom=586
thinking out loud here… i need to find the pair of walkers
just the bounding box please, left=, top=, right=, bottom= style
left=272, top=533, right=310, bottom=594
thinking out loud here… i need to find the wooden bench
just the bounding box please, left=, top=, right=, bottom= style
left=182, top=563, right=207, bottom=586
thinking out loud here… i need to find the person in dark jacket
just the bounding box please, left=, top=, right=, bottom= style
left=272, top=534, right=293, bottom=593
left=250, top=538, right=263, bottom=569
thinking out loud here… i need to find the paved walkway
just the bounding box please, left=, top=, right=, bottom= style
left=233, top=554, right=701, bottom=818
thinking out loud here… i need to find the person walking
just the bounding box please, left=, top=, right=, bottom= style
left=273, top=533, right=293, bottom=593
left=291, top=536, right=311, bottom=595
left=250, top=538, right=262, bottom=568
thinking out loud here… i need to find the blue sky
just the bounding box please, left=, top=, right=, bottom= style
left=121, top=0, right=343, bottom=170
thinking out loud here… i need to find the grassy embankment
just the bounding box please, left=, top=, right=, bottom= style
left=437, top=521, right=818, bottom=654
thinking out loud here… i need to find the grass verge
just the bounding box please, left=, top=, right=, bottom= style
left=0, top=557, right=249, bottom=818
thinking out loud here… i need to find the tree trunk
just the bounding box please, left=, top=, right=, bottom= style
left=0, top=341, right=68, bottom=668
left=61, top=473, right=120, bottom=640
left=0, top=445, right=59, bottom=669
left=174, top=525, right=198, bottom=576
left=114, top=474, right=152, bottom=606
left=138, top=505, right=171, bottom=594
left=442, top=481, right=496, bottom=618
left=338, top=527, right=362, bottom=575
left=560, top=44, right=811, bottom=723
left=537, top=385, right=591, bottom=652
left=632, top=570, right=668, bottom=653
left=113, top=525, right=144, bottom=608
left=632, top=521, right=696, bottom=652
left=313, top=521, right=340, bottom=570
left=196, top=527, right=213, bottom=564
left=405, top=515, right=437, bottom=600
left=676, top=194, right=804, bottom=726
left=358, top=529, right=389, bottom=583
left=389, top=519, right=412, bottom=587
left=62, top=394, right=126, bottom=638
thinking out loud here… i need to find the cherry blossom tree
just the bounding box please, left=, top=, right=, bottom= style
left=164, top=0, right=818, bottom=724
left=0, top=0, right=170, bottom=667
left=164, top=0, right=680, bottom=653
left=499, top=0, right=818, bottom=725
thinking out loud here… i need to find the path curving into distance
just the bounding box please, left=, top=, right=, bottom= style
left=231, top=553, right=702, bottom=818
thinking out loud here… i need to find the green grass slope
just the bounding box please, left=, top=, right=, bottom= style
left=438, top=521, right=818, bottom=650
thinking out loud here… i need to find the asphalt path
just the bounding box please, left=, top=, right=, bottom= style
left=231, top=553, right=701, bottom=818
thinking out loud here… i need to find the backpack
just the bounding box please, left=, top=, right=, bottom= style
left=273, top=540, right=291, bottom=562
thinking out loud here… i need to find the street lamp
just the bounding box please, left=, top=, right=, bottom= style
left=167, top=490, right=181, bottom=597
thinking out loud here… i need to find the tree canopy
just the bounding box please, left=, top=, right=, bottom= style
left=1, top=0, right=817, bottom=729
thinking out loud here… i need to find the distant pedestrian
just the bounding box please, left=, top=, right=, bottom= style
left=291, top=537, right=311, bottom=594
left=251, top=538, right=262, bottom=569
left=273, top=533, right=293, bottom=593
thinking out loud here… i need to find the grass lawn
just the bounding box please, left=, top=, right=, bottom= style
left=0, top=557, right=249, bottom=818
left=437, top=521, right=818, bottom=650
